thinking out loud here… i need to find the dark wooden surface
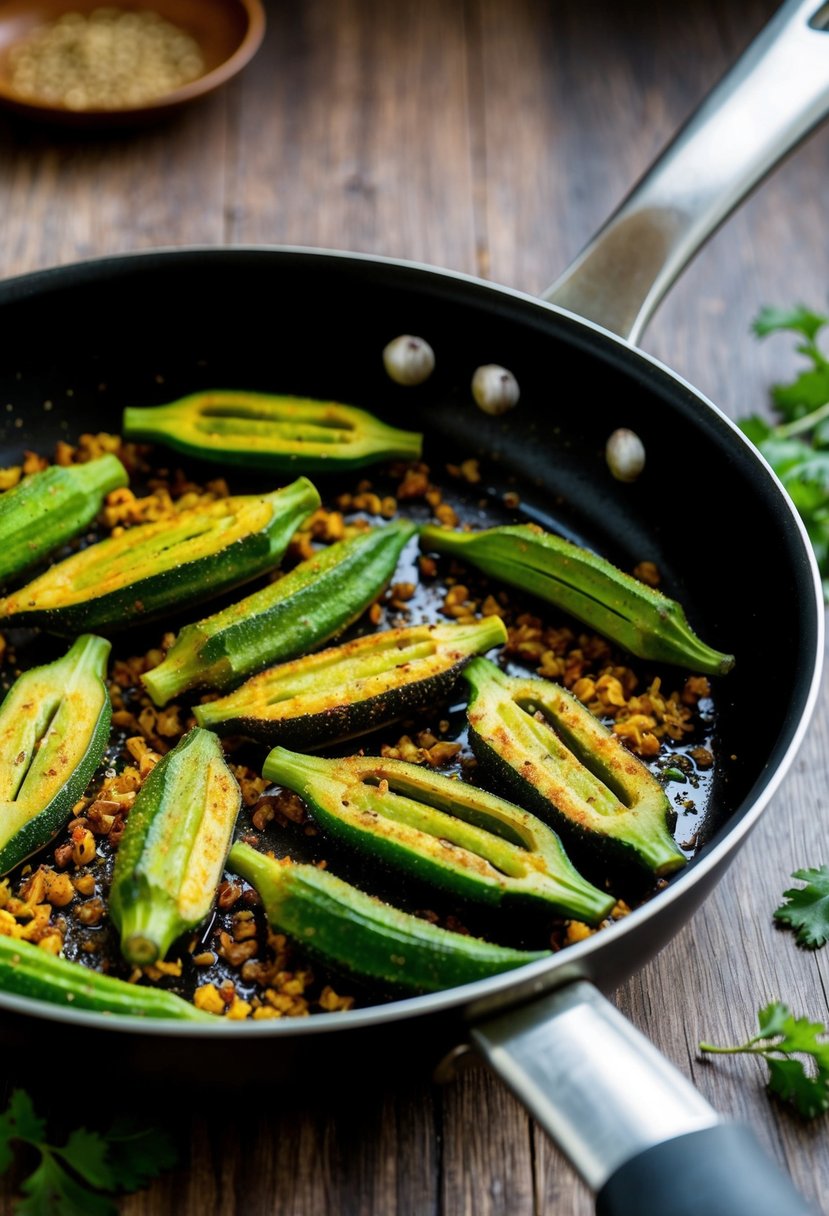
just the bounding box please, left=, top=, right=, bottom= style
left=1, top=1, right=828, bottom=1212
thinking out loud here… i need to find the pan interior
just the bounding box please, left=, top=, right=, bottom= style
left=0, top=248, right=817, bottom=1030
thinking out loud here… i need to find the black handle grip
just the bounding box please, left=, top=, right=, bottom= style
left=596, top=1123, right=818, bottom=1216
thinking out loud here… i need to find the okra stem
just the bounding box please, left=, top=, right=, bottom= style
left=228, top=842, right=550, bottom=993
left=419, top=523, right=735, bottom=676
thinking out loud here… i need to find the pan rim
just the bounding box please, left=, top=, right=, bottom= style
left=0, top=242, right=822, bottom=1038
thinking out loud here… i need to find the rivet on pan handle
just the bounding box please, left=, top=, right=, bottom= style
left=543, top=0, right=829, bottom=344
left=471, top=981, right=818, bottom=1216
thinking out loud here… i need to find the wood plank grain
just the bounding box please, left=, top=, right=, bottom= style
left=437, top=1061, right=536, bottom=1216
left=228, top=0, right=478, bottom=273
left=0, top=95, right=232, bottom=278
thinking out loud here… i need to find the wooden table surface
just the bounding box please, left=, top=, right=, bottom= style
left=0, top=1, right=828, bottom=1212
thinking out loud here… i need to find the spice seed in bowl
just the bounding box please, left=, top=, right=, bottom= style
left=7, top=8, right=205, bottom=111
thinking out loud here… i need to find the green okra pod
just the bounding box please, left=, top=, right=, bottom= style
left=194, top=616, right=508, bottom=746
left=122, top=390, right=423, bottom=472
left=0, top=476, right=320, bottom=634
left=0, top=634, right=111, bottom=876
left=109, top=727, right=242, bottom=966
left=462, top=658, right=687, bottom=876
left=0, top=935, right=213, bottom=1020
left=143, top=519, right=417, bottom=707
left=419, top=523, right=735, bottom=676
left=0, top=454, right=128, bottom=584
left=263, top=748, right=615, bottom=923
left=228, top=842, right=550, bottom=994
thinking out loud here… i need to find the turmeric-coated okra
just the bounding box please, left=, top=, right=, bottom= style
left=194, top=616, right=508, bottom=746
left=0, top=476, right=320, bottom=634
left=143, top=519, right=417, bottom=706
left=109, top=728, right=242, bottom=966
left=0, top=635, right=111, bottom=876
left=263, top=748, right=615, bottom=923
left=419, top=523, right=735, bottom=676
left=228, top=842, right=551, bottom=993
left=0, top=453, right=128, bottom=585
left=122, top=390, right=423, bottom=472
left=462, top=658, right=686, bottom=876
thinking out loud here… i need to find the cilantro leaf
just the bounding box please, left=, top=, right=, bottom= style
left=766, top=1057, right=829, bottom=1120
left=54, top=1129, right=115, bottom=1192
left=774, top=866, right=829, bottom=948
left=17, top=1153, right=117, bottom=1216
left=101, top=1119, right=178, bottom=1192
left=0, top=1089, right=177, bottom=1213
left=700, top=1001, right=829, bottom=1119
left=752, top=305, right=828, bottom=342
left=772, top=367, right=829, bottom=420
left=0, top=1091, right=46, bottom=1175
left=744, top=303, right=829, bottom=600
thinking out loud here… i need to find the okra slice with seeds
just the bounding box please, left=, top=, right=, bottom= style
left=263, top=748, right=615, bottom=923
left=122, top=390, right=423, bottom=472
left=0, top=634, right=111, bottom=876
left=419, top=523, right=735, bottom=676
left=0, top=453, right=128, bottom=585
left=0, top=935, right=213, bottom=1021
left=228, top=842, right=551, bottom=994
left=109, top=727, right=242, bottom=966
left=143, top=519, right=417, bottom=707
left=194, top=616, right=508, bottom=746
left=462, top=659, right=686, bottom=876
left=0, top=476, right=320, bottom=634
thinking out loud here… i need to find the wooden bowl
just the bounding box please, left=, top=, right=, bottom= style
left=0, top=0, right=266, bottom=126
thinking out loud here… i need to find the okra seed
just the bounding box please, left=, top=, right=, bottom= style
left=606, top=428, right=646, bottom=482
left=383, top=335, right=435, bottom=386
left=471, top=365, right=520, bottom=415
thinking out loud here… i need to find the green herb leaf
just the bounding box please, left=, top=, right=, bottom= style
left=16, top=1153, right=117, bottom=1216
left=766, top=1057, right=829, bottom=1120
left=752, top=305, right=828, bottom=342
left=0, top=1089, right=177, bottom=1213
left=55, top=1129, right=115, bottom=1192
left=772, top=368, right=829, bottom=420
left=101, top=1119, right=178, bottom=1192
left=0, top=1090, right=46, bottom=1174
left=700, top=1001, right=829, bottom=1119
left=774, top=866, right=829, bottom=948
left=744, top=303, right=829, bottom=600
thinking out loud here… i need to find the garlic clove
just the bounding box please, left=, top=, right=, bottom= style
left=606, top=427, right=646, bottom=482
left=471, top=364, right=520, bottom=415
left=382, top=335, right=435, bottom=386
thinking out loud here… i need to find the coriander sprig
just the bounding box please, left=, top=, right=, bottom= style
left=700, top=1001, right=829, bottom=1119
left=774, top=865, right=829, bottom=949
left=740, top=303, right=829, bottom=600
left=0, top=1089, right=176, bottom=1215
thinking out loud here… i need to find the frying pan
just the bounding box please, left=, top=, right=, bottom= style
left=0, top=1, right=826, bottom=1213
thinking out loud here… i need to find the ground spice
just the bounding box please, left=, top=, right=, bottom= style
left=8, top=8, right=205, bottom=111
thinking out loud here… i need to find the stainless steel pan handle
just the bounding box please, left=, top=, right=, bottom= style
left=473, top=984, right=816, bottom=1216
left=469, top=3, right=829, bottom=1212
left=544, top=0, right=829, bottom=343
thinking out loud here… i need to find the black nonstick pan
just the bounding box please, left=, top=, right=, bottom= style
left=0, top=2, right=826, bottom=1214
